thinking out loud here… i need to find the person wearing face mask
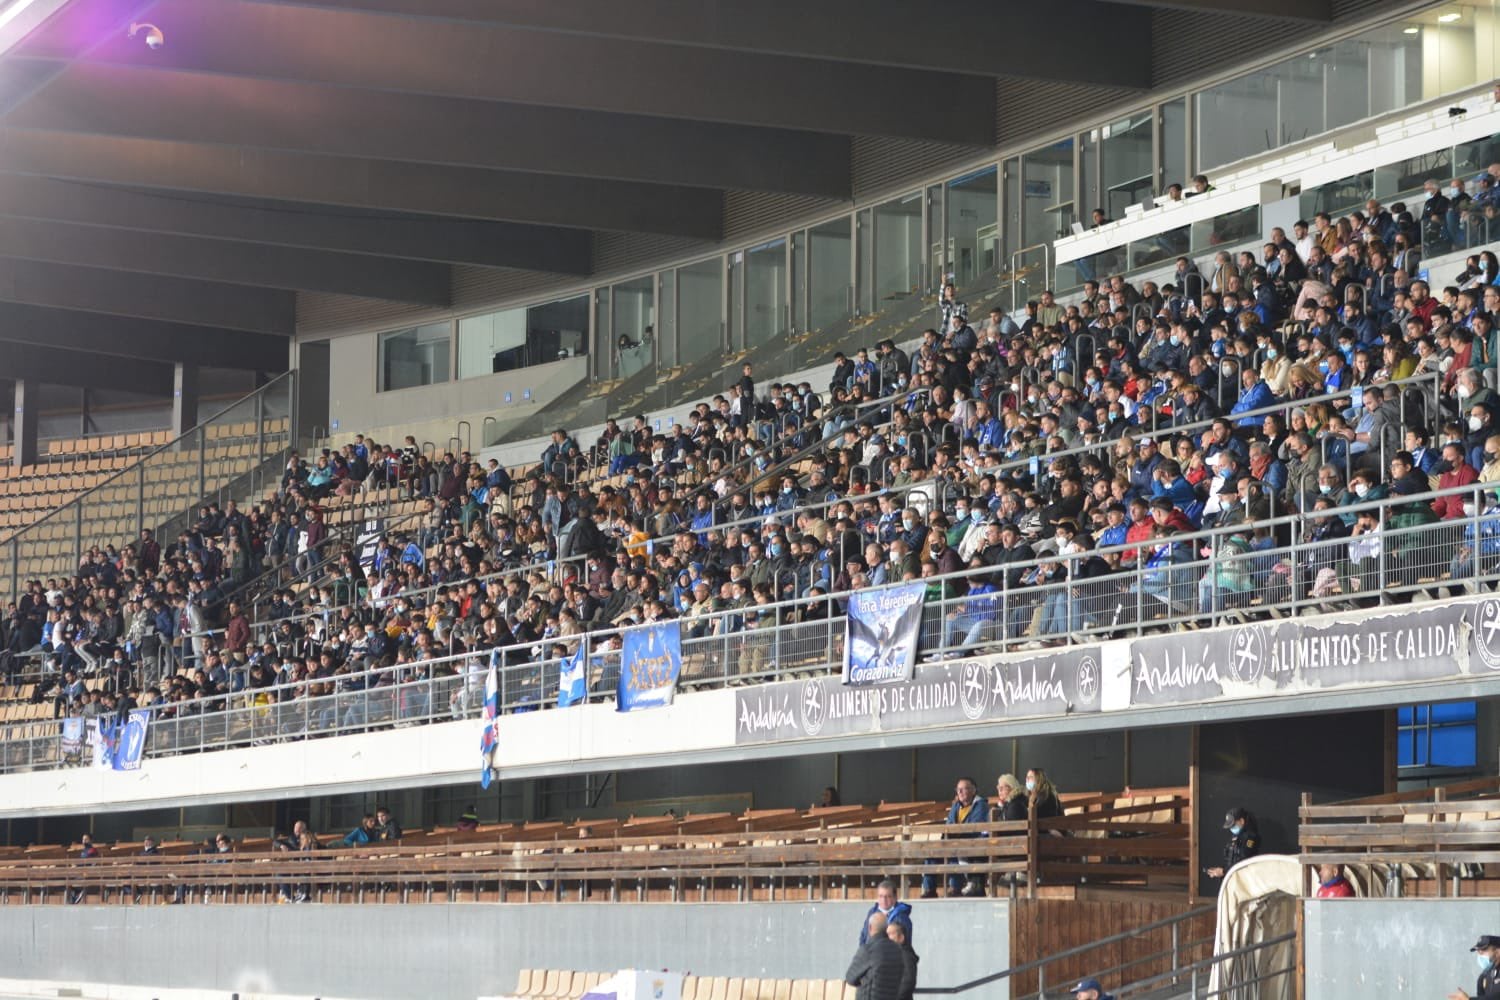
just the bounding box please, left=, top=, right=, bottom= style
left=1446, top=934, right=1500, bottom=1000
left=1447, top=489, right=1500, bottom=589
left=1466, top=406, right=1496, bottom=472
left=1204, top=807, right=1260, bottom=880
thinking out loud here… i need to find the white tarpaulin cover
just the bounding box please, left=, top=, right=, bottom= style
left=1208, top=855, right=1301, bottom=1000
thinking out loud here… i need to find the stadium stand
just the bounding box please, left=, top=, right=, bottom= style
left=0, top=786, right=1192, bottom=905
left=6, top=167, right=1500, bottom=765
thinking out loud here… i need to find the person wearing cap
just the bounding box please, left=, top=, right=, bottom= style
left=1448, top=934, right=1500, bottom=999
left=1070, top=978, right=1114, bottom=1000
left=1205, top=807, right=1260, bottom=879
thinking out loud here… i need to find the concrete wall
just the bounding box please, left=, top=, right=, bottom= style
left=0, top=900, right=1008, bottom=1000
left=1304, top=899, right=1495, bottom=998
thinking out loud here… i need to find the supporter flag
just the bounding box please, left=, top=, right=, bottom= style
left=558, top=643, right=588, bottom=709
left=617, top=620, right=682, bottom=712
left=111, top=710, right=151, bottom=771
left=844, top=580, right=926, bottom=685
left=89, top=717, right=120, bottom=770
left=479, top=652, right=500, bottom=789
left=60, top=718, right=84, bottom=761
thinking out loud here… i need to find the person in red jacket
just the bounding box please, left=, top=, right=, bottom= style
left=1433, top=442, right=1479, bottom=520
left=1314, top=862, right=1355, bottom=898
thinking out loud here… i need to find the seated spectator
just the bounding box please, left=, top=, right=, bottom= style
left=920, top=777, right=989, bottom=898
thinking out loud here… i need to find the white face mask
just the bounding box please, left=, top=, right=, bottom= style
left=1471, top=416, right=1485, bottom=432
left=1464, top=502, right=1478, bottom=517
left=1354, top=484, right=1369, bottom=498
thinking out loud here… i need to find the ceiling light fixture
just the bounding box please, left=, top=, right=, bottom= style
left=1438, top=11, right=1462, bottom=22
left=1403, top=26, right=1420, bottom=33
left=127, top=21, right=164, bottom=49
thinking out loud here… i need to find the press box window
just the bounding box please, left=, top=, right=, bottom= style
left=379, top=322, right=452, bottom=392
left=1396, top=701, right=1477, bottom=769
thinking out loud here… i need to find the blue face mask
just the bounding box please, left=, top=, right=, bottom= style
left=1230, top=824, right=1243, bottom=836
left=1480, top=954, right=1494, bottom=973
left=1318, top=361, right=1330, bottom=374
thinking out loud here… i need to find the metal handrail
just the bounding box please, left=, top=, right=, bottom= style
left=1114, top=931, right=1298, bottom=1000
left=914, top=903, right=1216, bottom=995
left=5, top=473, right=1499, bottom=768
left=2, top=372, right=296, bottom=600
left=984, top=368, right=1441, bottom=485
left=297, top=385, right=933, bottom=636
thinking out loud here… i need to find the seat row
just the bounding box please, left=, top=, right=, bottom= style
left=507, top=970, right=854, bottom=1000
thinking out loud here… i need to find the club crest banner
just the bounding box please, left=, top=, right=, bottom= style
left=617, top=621, right=683, bottom=712
left=844, top=581, right=926, bottom=685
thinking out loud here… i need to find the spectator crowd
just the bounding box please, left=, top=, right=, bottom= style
left=7, top=171, right=1500, bottom=738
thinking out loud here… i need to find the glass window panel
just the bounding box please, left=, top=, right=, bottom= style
left=1416, top=705, right=1430, bottom=724
left=1080, top=129, right=1100, bottom=223
left=1129, top=226, right=1190, bottom=271
left=1325, top=40, right=1371, bottom=131
left=874, top=192, right=923, bottom=310
left=1102, top=113, right=1154, bottom=218
left=790, top=231, right=806, bottom=334
left=1022, top=140, right=1074, bottom=247
left=1396, top=728, right=1415, bottom=768
left=727, top=249, right=742, bottom=349
left=1397, top=706, right=1414, bottom=725
left=677, top=257, right=723, bottom=366
left=1275, top=53, right=1325, bottom=147
left=593, top=286, right=610, bottom=379
left=457, top=307, right=526, bottom=379
left=1431, top=700, right=1477, bottom=723
left=1365, top=23, right=1423, bottom=117
left=1160, top=99, right=1186, bottom=192
left=1374, top=148, right=1452, bottom=203
left=1299, top=170, right=1374, bottom=221
left=856, top=207, right=875, bottom=315
left=927, top=184, right=945, bottom=289
left=1431, top=725, right=1478, bottom=767
left=745, top=238, right=787, bottom=350
left=946, top=166, right=998, bottom=290
left=1425, top=16, right=1479, bottom=101
left=525, top=295, right=590, bottom=367
left=1002, top=157, right=1022, bottom=264
left=1191, top=205, right=1260, bottom=253
left=379, top=322, right=450, bottom=391
left=1196, top=75, right=1276, bottom=172
left=809, top=215, right=852, bottom=332
left=1456, top=131, right=1500, bottom=177
left=611, top=276, right=655, bottom=378
left=658, top=270, right=677, bottom=367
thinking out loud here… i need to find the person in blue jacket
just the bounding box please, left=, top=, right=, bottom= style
left=1229, top=369, right=1276, bottom=427
left=920, top=777, right=990, bottom=898
left=858, top=879, right=914, bottom=946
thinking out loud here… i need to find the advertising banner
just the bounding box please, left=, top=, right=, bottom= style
left=737, top=645, right=1101, bottom=744
left=1128, top=599, right=1483, bottom=706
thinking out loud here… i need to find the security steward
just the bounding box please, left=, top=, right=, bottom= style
left=1204, top=807, right=1260, bottom=879
left=1447, top=933, right=1500, bottom=1000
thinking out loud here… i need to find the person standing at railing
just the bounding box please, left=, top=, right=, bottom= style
left=1446, top=935, right=1500, bottom=1000
left=858, top=880, right=913, bottom=947
left=1069, top=978, right=1115, bottom=1000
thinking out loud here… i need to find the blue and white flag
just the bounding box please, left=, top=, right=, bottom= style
left=89, top=717, right=119, bottom=770
left=479, top=653, right=500, bottom=789
left=111, top=710, right=151, bottom=771
left=844, top=580, right=926, bottom=685
left=558, top=644, right=588, bottom=708
left=60, top=718, right=84, bottom=760
left=617, top=620, right=682, bottom=712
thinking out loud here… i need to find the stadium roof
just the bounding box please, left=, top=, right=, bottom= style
left=0, top=0, right=1382, bottom=380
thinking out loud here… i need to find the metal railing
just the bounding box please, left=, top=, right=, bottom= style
left=1, top=372, right=297, bottom=602
left=4, top=475, right=1500, bottom=770
left=915, top=903, right=1216, bottom=997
